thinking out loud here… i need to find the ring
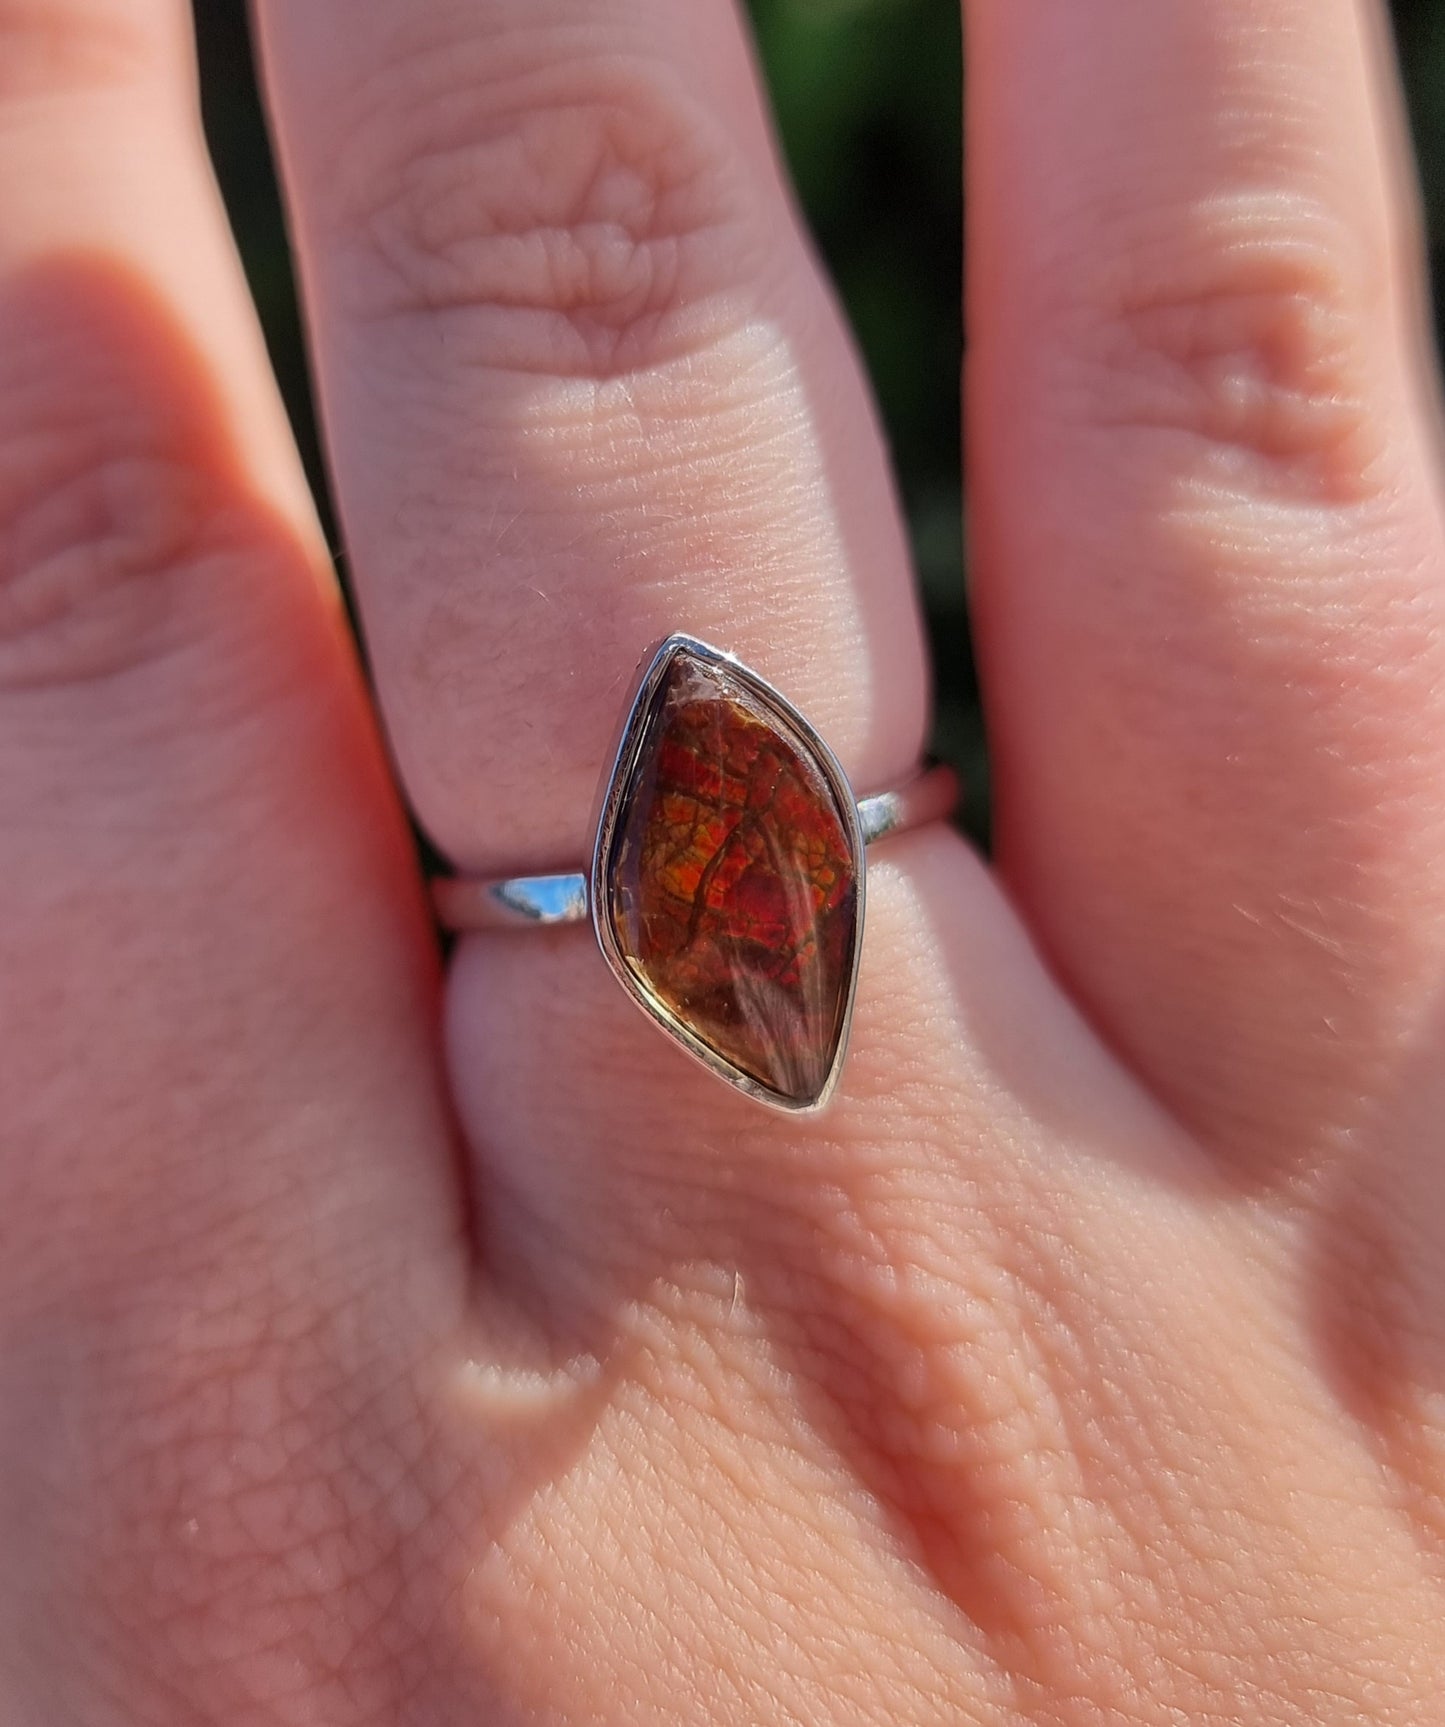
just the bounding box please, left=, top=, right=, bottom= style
left=433, top=635, right=958, bottom=1113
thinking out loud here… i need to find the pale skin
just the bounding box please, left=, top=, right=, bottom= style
left=3, top=0, right=1445, bottom=1720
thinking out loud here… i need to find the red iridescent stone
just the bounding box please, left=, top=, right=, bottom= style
left=601, top=648, right=860, bottom=1106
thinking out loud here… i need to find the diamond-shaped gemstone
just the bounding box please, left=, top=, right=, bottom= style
left=599, top=645, right=860, bottom=1107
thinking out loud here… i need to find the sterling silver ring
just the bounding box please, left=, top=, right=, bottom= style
left=433, top=635, right=958, bottom=1114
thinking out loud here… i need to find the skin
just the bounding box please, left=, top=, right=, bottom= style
left=1, top=0, right=1444, bottom=1719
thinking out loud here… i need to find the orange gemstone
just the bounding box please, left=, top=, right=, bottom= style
left=602, top=648, right=859, bottom=1106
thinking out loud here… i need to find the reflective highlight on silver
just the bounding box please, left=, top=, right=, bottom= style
left=432, top=872, right=588, bottom=930
left=858, top=767, right=960, bottom=844
left=434, top=767, right=958, bottom=931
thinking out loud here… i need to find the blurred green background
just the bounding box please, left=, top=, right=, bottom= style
left=195, top=1, right=1445, bottom=843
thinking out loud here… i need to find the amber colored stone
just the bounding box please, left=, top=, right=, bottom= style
left=604, top=651, right=859, bottom=1105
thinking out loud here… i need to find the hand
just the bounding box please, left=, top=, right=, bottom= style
left=4, top=0, right=1445, bottom=1721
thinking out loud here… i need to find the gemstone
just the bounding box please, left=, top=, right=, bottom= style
left=599, top=644, right=860, bottom=1107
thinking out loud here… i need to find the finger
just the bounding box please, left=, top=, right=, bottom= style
left=252, top=0, right=930, bottom=873
left=0, top=8, right=467, bottom=1702
left=966, top=0, right=1445, bottom=1168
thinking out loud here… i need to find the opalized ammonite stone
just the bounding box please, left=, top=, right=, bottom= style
left=602, top=648, right=860, bottom=1107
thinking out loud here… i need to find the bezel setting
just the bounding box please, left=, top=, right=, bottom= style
left=590, top=635, right=866, bottom=1114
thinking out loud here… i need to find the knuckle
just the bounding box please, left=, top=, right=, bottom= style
left=0, top=265, right=288, bottom=696
left=1055, top=193, right=1389, bottom=499
left=0, top=428, right=215, bottom=690
left=0, top=0, right=163, bottom=101
left=330, top=55, right=772, bottom=379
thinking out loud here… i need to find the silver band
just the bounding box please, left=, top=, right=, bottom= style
left=432, top=762, right=959, bottom=933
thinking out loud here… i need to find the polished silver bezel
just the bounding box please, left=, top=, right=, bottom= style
left=590, top=634, right=866, bottom=1114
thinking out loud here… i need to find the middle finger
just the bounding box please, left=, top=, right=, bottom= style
left=253, top=0, right=930, bottom=872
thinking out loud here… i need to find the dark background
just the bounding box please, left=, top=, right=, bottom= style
left=195, top=1, right=1445, bottom=843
